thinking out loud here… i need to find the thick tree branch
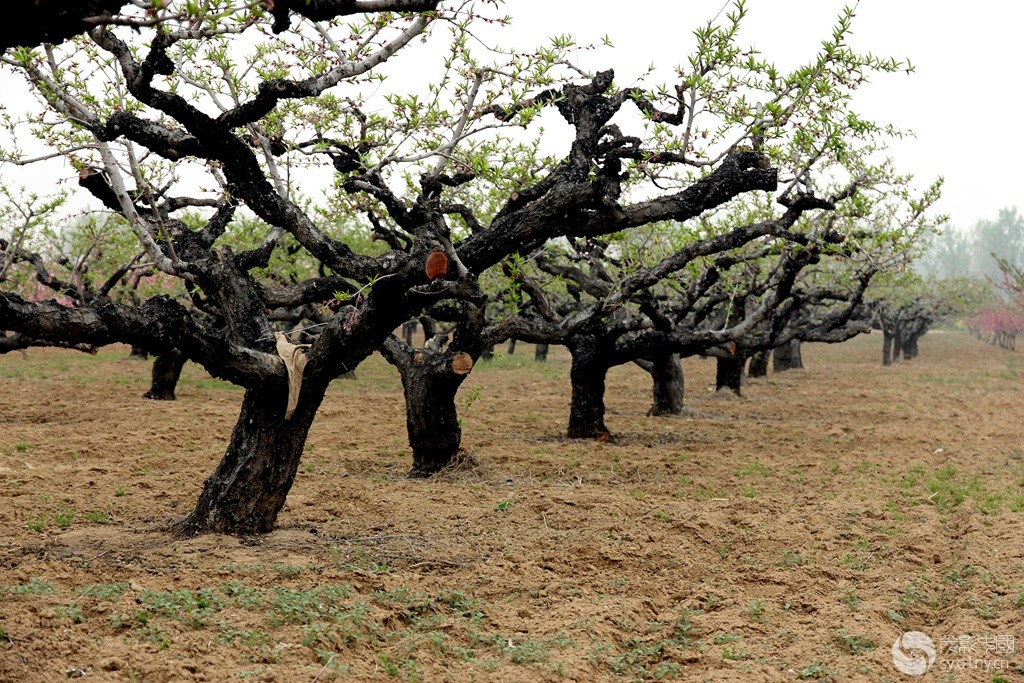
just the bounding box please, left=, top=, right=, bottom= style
left=0, top=292, right=283, bottom=385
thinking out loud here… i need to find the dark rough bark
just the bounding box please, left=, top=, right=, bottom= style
left=534, top=343, right=549, bottom=362
left=1, top=0, right=441, bottom=52
left=396, top=353, right=468, bottom=476
left=772, top=339, right=804, bottom=372
left=748, top=350, right=769, bottom=377
left=0, top=330, right=95, bottom=355
left=642, top=353, right=685, bottom=416
left=567, top=335, right=611, bottom=438
left=882, top=330, right=894, bottom=366
left=267, top=0, right=439, bottom=34
left=142, top=348, right=186, bottom=400
left=381, top=333, right=476, bottom=476
left=902, top=337, right=917, bottom=360
left=715, top=356, right=743, bottom=395
left=177, top=381, right=323, bottom=535
left=480, top=345, right=494, bottom=361
left=1, top=0, right=126, bottom=52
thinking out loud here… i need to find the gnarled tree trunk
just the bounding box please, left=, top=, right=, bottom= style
left=142, top=348, right=186, bottom=400
left=177, top=381, right=325, bottom=535
left=381, top=334, right=476, bottom=477
left=567, top=335, right=611, bottom=439
left=401, top=320, right=417, bottom=346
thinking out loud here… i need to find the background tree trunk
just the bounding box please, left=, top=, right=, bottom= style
left=716, top=356, right=743, bottom=395
left=772, top=339, right=804, bottom=372
left=641, top=353, right=685, bottom=416
left=142, top=348, right=186, bottom=400
left=534, top=343, right=549, bottom=362
left=506, top=338, right=517, bottom=356
left=129, top=345, right=149, bottom=360
left=882, top=330, right=894, bottom=366
left=748, top=350, right=769, bottom=377
left=902, top=335, right=919, bottom=361
left=401, top=320, right=417, bottom=346
left=567, top=335, right=611, bottom=438
left=901, top=320, right=926, bottom=360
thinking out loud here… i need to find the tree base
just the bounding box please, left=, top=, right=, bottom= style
left=142, top=389, right=176, bottom=401
left=408, top=448, right=477, bottom=478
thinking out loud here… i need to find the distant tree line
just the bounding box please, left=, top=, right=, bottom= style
left=917, top=207, right=1024, bottom=282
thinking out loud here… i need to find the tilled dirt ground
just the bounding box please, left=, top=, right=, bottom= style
left=1, top=332, right=1022, bottom=682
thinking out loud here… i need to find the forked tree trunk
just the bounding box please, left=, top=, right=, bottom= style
left=716, top=356, right=743, bottom=395
left=142, top=349, right=186, bottom=400
left=748, top=350, right=769, bottom=378
left=534, top=343, right=549, bottom=362
left=177, top=381, right=325, bottom=535
left=901, top=320, right=927, bottom=360
left=639, top=353, right=684, bottom=416
left=567, top=335, right=611, bottom=439
left=772, top=339, right=804, bottom=372
left=902, top=334, right=920, bottom=360
left=382, top=337, right=475, bottom=477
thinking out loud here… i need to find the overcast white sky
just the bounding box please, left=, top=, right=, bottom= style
left=493, top=1, right=1022, bottom=230
left=1, top=1, right=1019, bottom=231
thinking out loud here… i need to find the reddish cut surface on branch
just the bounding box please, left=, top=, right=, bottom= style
left=425, top=251, right=449, bottom=281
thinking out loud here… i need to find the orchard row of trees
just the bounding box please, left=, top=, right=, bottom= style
left=1, top=1, right=940, bottom=535
left=871, top=206, right=1024, bottom=361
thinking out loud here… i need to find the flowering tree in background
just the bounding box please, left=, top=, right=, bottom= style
left=964, top=257, right=1024, bottom=351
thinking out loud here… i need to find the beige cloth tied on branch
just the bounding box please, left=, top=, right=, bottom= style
left=274, top=332, right=310, bottom=420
